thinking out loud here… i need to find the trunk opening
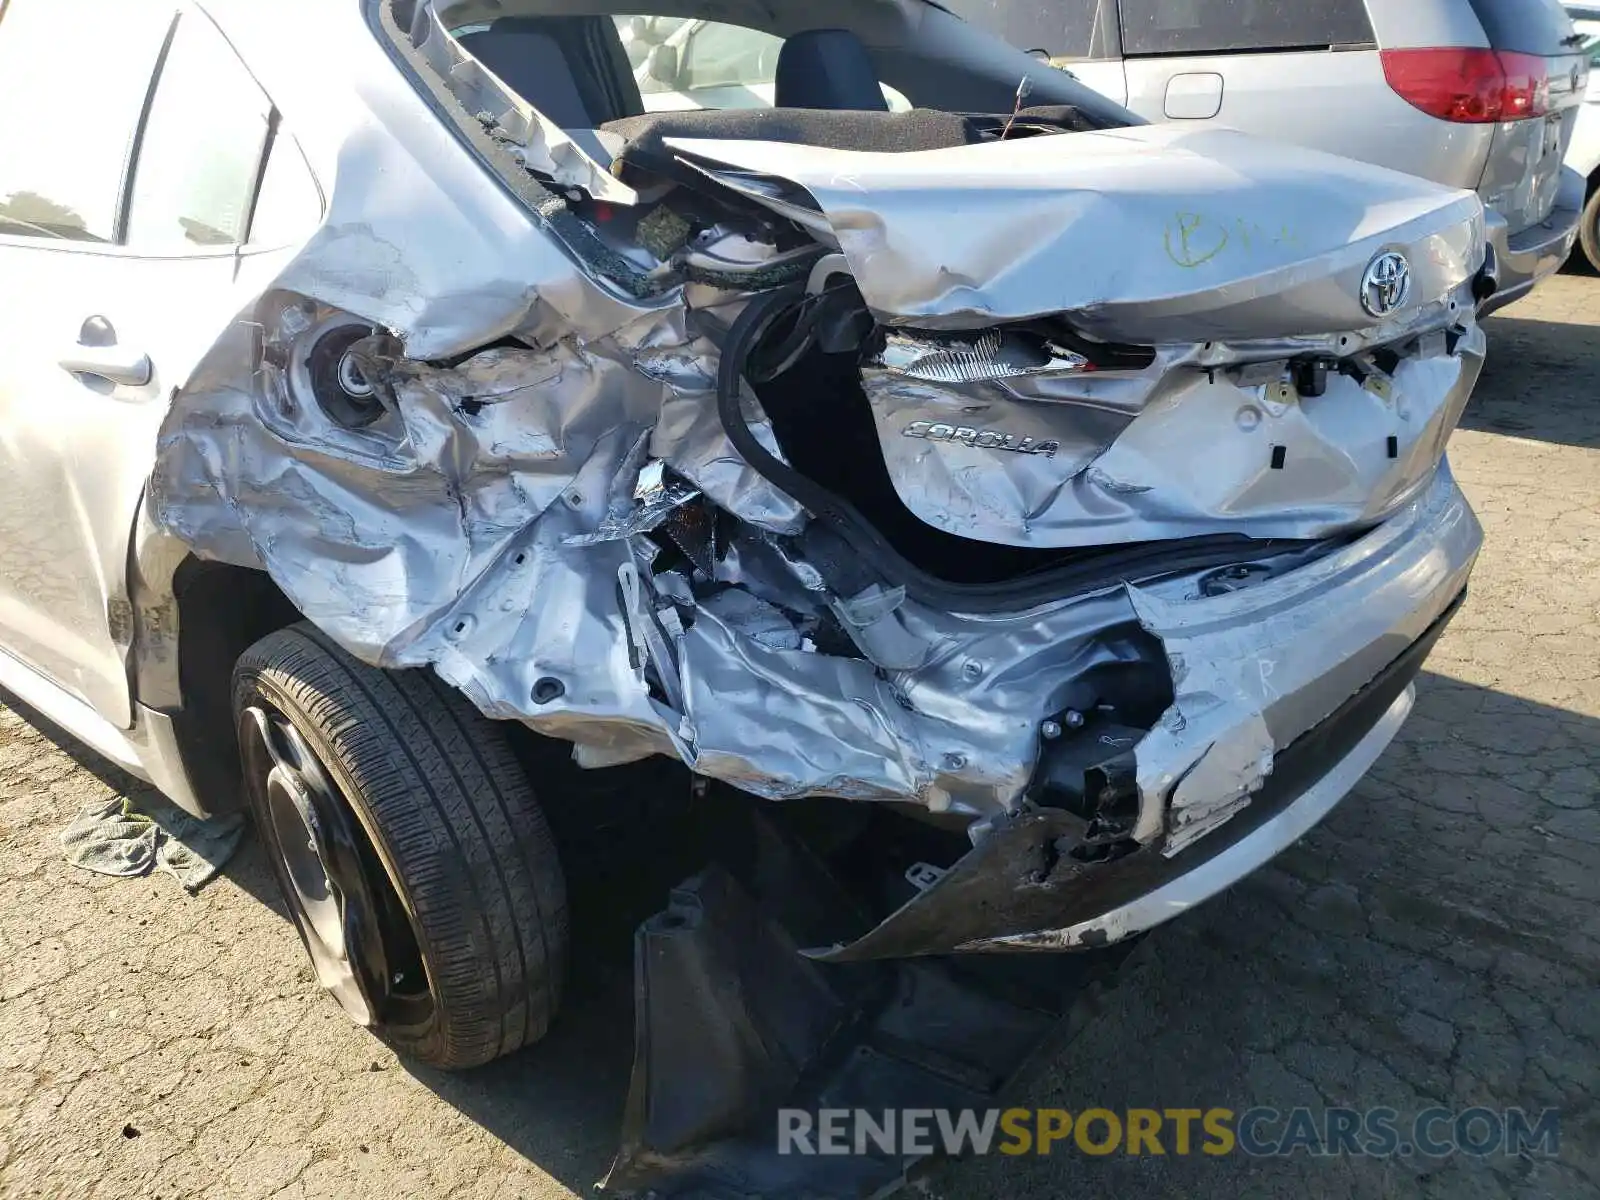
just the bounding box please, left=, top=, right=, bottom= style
left=754, top=342, right=1099, bottom=586
left=723, top=287, right=1323, bottom=609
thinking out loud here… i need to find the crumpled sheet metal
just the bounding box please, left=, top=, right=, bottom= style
left=151, top=292, right=1474, bottom=825
left=149, top=25, right=1487, bottom=825
left=667, top=126, right=1485, bottom=343
left=153, top=283, right=1156, bottom=816
left=632, top=327, right=808, bottom=535
left=262, top=154, right=655, bottom=362
left=154, top=296, right=804, bottom=663
left=860, top=320, right=1486, bottom=547
left=420, top=445, right=1155, bottom=812
left=680, top=584, right=1150, bottom=808
left=799, top=468, right=1477, bottom=961
left=212, top=0, right=684, bottom=364
left=1122, top=464, right=1481, bottom=849
left=414, top=448, right=1164, bottom=812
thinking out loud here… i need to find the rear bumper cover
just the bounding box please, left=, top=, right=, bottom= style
left=966, top=623, right=1441, bottom=952
left=1479, top=166, right=1584, bottom=315
left=807, top=466, right=1481, bottom=961
left=1000, top=685, right=1416, bottom=950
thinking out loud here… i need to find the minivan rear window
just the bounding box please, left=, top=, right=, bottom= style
left=1119, top=0, right=1374, bottom=57
left=1467, top=0, right=1578, bottom=55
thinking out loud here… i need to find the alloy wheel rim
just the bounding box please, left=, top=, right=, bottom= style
left=240, top=704, right=431, bottom=1030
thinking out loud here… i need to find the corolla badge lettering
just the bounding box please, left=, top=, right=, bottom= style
left=902, top=422, right=1060, bottom=458
left=1361, top=251, right=1412, bottom=318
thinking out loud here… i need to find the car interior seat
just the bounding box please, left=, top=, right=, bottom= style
left=457, top=16, right=644, bottom=127
left=774, top=28, right=890, bottom=111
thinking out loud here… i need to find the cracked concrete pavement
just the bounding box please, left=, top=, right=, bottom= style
left=2, top=274, right=1597, bottom=1199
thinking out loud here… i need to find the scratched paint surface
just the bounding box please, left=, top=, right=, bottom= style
left=1165, top=211, right=1307, bottom=268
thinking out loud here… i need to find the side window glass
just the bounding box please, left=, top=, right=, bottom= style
left=1579, top=23, right=1600, bottom=67
left=1118, top=0, right=1373, bottom=57
left=246, top=136, right=322, bottom=249
left=678, top=22, right=784, bottom=91
left=617, top=17, right=783, bottom=108
left=124, top=10, right=272, bottom=251
left=0, top=0, right=171, bottom=242
left=613, top=17, right=908, bottom=112
left=940, top=0, right=1104, bottom=60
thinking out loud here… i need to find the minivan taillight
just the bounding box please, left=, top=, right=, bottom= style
left=1381, top=48, right=1550, bottom=123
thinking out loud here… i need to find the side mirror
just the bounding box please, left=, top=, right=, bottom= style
left=646, top=43, right=680, bottom=87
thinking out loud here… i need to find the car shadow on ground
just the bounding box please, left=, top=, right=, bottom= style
left=1464, top=309, right=1599, bottom=449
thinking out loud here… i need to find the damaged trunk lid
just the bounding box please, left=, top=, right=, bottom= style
left=672, top=124, right=1484, bottom=339
left=684, top=125, right=1487, bottom=549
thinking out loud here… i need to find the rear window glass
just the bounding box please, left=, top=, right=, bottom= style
left=1119, top=0, right=1374, bottom=57
left=940, top=0, right=1104, bottom=59
left=1468, top=0, right=1579, bottom=56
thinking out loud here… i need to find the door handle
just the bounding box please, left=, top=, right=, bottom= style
left=59, top=315, right=153, bottom=387
left=58, top=344, right=154, bottom=387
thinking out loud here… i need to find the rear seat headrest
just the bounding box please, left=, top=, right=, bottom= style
left=775, top=29, right=890, bottom=111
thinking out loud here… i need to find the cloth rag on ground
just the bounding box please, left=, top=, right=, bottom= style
left=61, top=795, right=246, bottom=892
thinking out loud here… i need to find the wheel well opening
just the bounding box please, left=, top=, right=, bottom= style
left=172, top=560, right=303, bottom=812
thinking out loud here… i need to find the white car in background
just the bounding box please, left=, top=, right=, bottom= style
left=1566, top=4, right=1600, bottom=267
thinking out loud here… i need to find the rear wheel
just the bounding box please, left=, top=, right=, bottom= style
left=1581, top=184, right=1600, bottom=274
left=233, top=623, right=567, bottom=1068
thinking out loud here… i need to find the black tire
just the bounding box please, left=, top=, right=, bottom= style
left=233, top=622, right=567, bottom=1068
left=1582, top=185, right=1600, bottom=275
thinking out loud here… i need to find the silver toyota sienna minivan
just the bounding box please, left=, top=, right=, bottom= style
left=948, top=0, right=1589, bottom=310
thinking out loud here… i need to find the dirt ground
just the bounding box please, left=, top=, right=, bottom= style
left=2, top=274, right=1597, bottom=1200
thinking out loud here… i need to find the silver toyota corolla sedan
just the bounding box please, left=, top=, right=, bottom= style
left=0, top=0, right=1485, bottom=1114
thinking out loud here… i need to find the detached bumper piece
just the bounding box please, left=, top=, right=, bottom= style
left=602, top=843, right=1133, bottom=1198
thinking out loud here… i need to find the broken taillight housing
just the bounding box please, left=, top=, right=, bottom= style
left=1381, top=48, right=1551, bottom=123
